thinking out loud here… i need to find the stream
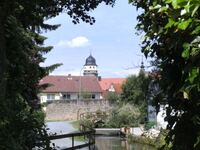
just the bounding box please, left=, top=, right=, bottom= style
left=46, top=121, right=155, bottom=150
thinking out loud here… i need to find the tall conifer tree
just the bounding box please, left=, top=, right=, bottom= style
left=0, top=1, right=115, bottom=149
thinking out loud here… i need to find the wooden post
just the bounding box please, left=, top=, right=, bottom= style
left=72, top=135, right=74, bottom=148
left=88, top=133, right=91, bottom=149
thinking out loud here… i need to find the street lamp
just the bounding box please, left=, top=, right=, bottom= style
left=78, top=67, right=84, bottom=103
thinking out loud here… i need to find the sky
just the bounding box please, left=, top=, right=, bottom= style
left=42, top=1, right=149, bottom=78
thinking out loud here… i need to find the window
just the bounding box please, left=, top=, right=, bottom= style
left=63, top=94, right=66, bottom=99
left=47, top=94, right=55, bottom=101
left=91, top=94, right=95, bottom=99
left=63, top=93, right=71, bottom=99
left=67, top=93, right=70, bottom=99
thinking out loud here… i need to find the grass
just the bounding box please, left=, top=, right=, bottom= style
left=127, top=134, right=156, bottom=147
left=73, top=135, right=87, bottom=142
left=70, top=120, right=80, bottom=130
left=69, top=121, right=87, bottom=142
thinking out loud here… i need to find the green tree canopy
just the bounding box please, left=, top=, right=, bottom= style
left=122, top=70, right=150, bottom=105
left=130, top=0, right=200, bottom=149
left=121, top=70, right=150, bottom=123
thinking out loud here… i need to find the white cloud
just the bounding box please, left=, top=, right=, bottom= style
left=55, top=36, right=90, bottom=48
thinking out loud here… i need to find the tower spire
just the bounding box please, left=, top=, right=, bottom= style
left=140, top=55, right=145, bottom=74
left=140, top=55, right=144, bottom=69
left=83, top=53, right=98, bottom=76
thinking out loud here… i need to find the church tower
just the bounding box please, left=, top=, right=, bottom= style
left=83, top=54, right=98, bottom=76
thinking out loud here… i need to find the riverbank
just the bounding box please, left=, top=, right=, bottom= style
left=127, top=129, right=168, bottom=149
left=128, top=134, right=155, bottom=147
left=47, top=121, right=159, bottom=150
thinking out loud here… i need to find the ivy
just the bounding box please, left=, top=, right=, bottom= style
left=130, top=0, right=200, bottom=149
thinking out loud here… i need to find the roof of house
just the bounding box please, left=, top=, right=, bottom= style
left=40, top=75, right=102, bottom=93
left=99, top=78, right=126, bottom=91
left=112, top=83, right=123, bottom=94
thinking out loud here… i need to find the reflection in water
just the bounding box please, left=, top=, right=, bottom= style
left=94, top=136, right=156, bottom=150
left=47, top=121, right=156, bottom=150
left=47, top=121, right=84, bottom=149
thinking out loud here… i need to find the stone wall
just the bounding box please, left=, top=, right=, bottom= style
left=45, top=100, right=112, bottom=121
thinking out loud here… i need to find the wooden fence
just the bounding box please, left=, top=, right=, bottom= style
left=36, top=126, right=95, bottom=150
left=48, top=130, right=95, bottom=150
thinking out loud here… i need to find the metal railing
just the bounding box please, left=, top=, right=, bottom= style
left=48, top=129, right=95, bottom=150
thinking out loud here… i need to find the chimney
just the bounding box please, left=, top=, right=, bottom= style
left=67, top=74, right=72, bottom=80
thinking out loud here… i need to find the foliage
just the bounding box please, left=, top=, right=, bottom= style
left=80, top=116, right=96, bottom=129
left=70, top=121, right=80, bottom=130
left=106, top=91, right=120, bottom=104
left=121, top=70, right=150, bottom=123
left=81, top=91, right=92, bottom=99
left=104, top=103, right=141, bottom=128
left=128, top=129, right=168, bottom=149
left=122, top=71, right=150, bottom=104
left=144, top=121, right=157, bottom=130
left=0, top=0, right=115, bottom=149
left=128, top=134, right=156, bottom=147
left=79, top=110, right=107, bottom=129
left=79, top=104, right=141, bottom=128
left=155, top=129, right=169, bottom=150
left=130, top=0, right=200, bottom=149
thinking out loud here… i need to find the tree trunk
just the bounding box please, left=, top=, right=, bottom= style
left=0, top=7, right=7, bottom=102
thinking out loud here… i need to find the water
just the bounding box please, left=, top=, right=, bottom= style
left=46, top=121, right=155, bottom=150
left=95, top=136, right=155, bottom=150
left=46, top=121, right=84, bottom=149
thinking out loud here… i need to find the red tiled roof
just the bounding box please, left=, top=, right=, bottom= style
left=112, top=83, right=123, bottom=94
left=40, top=75, right=102, bottom=93
left=99, top=78, right=126, bottom=91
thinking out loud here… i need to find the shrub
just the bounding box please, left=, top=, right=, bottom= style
left=144, top=121, right=156, bottom=130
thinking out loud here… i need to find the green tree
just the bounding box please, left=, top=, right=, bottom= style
left=107, top=91, right=120, bottom=104
left=105, top=103, right=141, bottom=128
left=0, top=1, right=115, bottom=149
left=121, top=70, right=150, bottom=123
left=122, top=70, right=150, bottom=105
left=130, top=0, right=200, bottom=149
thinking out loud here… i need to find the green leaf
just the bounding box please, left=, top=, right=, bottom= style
left=189, top=68, right=199, bottom=83
left=178, top=18, right=192, bottom=30
left=182, top=43, right=190, bottom=59
left=192, top=5, right=199, bottom=17
left=172, top=0, right=179, bottom=9
left=166, top=0, right=172, bottom=3
left=194, top=135, right=200, bottom=148
left=191, top=47, right=199, bottom=56
left=158, top=6, right=168, bottom=12
left=171, top=0, right=187, bottom=9
left=165, top=18, right=175, bottom=28
left=191, top=25, right=200, bottom=34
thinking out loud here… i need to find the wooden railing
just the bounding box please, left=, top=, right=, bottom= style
left=48, top=129, right=95, bottom=150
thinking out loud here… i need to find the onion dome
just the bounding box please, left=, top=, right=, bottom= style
left=84, top=54, right=97, bottom=66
